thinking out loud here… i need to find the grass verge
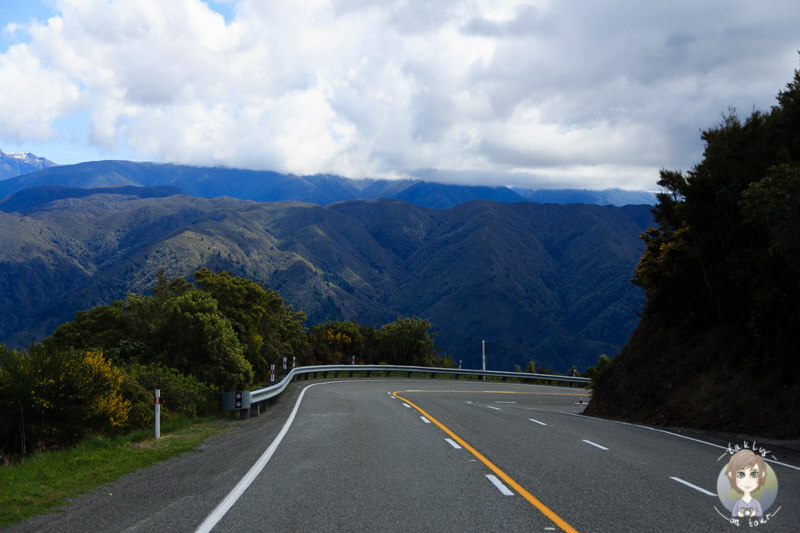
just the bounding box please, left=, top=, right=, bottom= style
left=0, top=416, right=233, bottom=529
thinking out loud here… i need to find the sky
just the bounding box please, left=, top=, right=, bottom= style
left=0, top=1, right=798, bottom=191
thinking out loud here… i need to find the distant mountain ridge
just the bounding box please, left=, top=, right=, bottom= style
left=0, top=159, right=656, bottom=209
left=0, top=149, right=57, bottom=180
left=0, top=192, right=652, bottom=372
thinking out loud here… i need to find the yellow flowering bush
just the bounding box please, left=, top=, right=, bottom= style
left=0, top=344, right=131, bottom=455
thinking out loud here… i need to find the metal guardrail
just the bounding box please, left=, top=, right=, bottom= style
left=222, top=364, right=590, bottom=413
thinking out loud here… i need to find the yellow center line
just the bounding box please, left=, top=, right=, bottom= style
left=411, top=390, right=590, bottom=397
left=393, top=390, right=580, bottom=533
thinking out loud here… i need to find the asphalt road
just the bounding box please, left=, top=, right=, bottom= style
left=9, top=378, right=800, bottom=532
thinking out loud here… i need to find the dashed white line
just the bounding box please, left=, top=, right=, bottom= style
left=486, top=474, right=514, bottom=496
left=669, top=476, right=716, bottom=496
left=582, top=439, right=608, bottom=451
left=420, top=416, right=431, bottom=424
left=445, top=438, right=462, bottom=450
left=486, top=405, right=502, bottom=411
left=402, top=403, right=411, bottom=408
left=496, top=401, right=517, bottom=404
left=529, top=418, right=547, bottom=426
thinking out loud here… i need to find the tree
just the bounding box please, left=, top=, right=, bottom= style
left=307, top=320, right=363, bottom=364
left=378, top=316, right=437, bottom=366
left=194, top=269, right=307, bottom=381
left=587, top=63, right=800, bottom=437
left=154, top=289, right=253, bottom=391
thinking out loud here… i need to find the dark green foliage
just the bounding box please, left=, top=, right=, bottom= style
left=0, top=344, right=130, bottom=456
left=305, top=317, right=452, bottom=367
left=588, top=65, right=800, bottom=438
left=193, top=268, right=308, bottom=382
left=46, top=269, right=314, bottom=390
left=307, top=320, right=364, bottom=364
left=125, top=363, right=216, bottom=421
left=378, top=316, right=437, bottom=366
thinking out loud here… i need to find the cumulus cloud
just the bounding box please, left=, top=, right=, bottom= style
left=0, top=0, right=798, bottom=189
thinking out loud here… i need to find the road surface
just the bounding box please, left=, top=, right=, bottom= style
left=9, top=378, right=800, bottom=532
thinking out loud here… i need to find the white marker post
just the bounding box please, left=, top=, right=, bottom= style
left=292, top=356, right=296, bottom=368
left=270, top=364, right=275, bottom=383
left=283, top=357, right=287, bottom=371
left=154, top=389, right=161, bottom=440
left=482, top=340, right=486, bottom=381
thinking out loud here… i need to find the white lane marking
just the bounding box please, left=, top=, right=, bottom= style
left=558, top=411, right=800, bottom=473
left=420, top=416, right=431, bottom=424
left=402, top=403, right=411, bottom=408
left=529, top=418, right=547, bottom=426
left=486, top=474, right=514, bottom=496
left=405, top=389, right=423, bottom=392
left=496, top=401, right=517, bottom=404
left=582, top=439, right=608, bottom=451
left=669, top=477, right=716, bottom=496
left=445, top=438, right=462, bottom=450
left=195, top=381, right=341, bottom=533
left=486, top=406, right=502, bottom=411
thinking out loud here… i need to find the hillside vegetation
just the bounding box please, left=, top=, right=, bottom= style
left=0, top=196, right=651, bottom=372
left=585, top=66, right=800, bottom=438
left=1, top=269, right=444, bottom=457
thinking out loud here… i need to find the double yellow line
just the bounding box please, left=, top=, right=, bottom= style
left=393, top=390, right=580, bottom=533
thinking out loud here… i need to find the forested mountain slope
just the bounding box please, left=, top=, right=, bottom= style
left=0, top=194, right=651, bottom=372
left=585, top=66, right=800, bottom=438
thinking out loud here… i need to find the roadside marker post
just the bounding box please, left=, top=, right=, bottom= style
left=482, top=340, right=486, bottom=381
left=270, top=364, right=275, bottom=383
left=155, top=389, right=161, bottom=440
left=283, top=357, right=287, bottom=371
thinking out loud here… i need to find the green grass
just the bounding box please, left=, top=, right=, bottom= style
left=0, top=416, right=233, bottom=529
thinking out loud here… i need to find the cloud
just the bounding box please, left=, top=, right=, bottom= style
left=0, top=0, right=798, bottom=189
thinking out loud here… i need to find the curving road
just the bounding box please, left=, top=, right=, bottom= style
left=9, top=379, right=800, bottom=532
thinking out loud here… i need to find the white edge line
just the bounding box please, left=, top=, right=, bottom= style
left=529, top=418, right=547, bottom=426
left=557, top=411, right=800, bottom=473
left=582, top=439, right=609, bottom=451
left=445, top=438, right=462, bottom=450
left=195, top=381, right=329, bottom=533
left=486, top=474, right=514, bottom=496
left=669, top=476, right=716, bottom=496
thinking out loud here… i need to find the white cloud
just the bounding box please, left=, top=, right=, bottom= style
left=0, top=0, right=798, bottom=189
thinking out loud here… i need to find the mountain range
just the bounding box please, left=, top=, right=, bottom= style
left=0, top=188, right=652, bottom=372
left=0, top=149, right=57, bottom=180
left=0, top=159, right=656, bottom=209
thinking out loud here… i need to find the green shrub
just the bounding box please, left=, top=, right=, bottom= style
left=0, top=345, right=130, bottom=456
left=125, top=363, right=216, bottom=421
